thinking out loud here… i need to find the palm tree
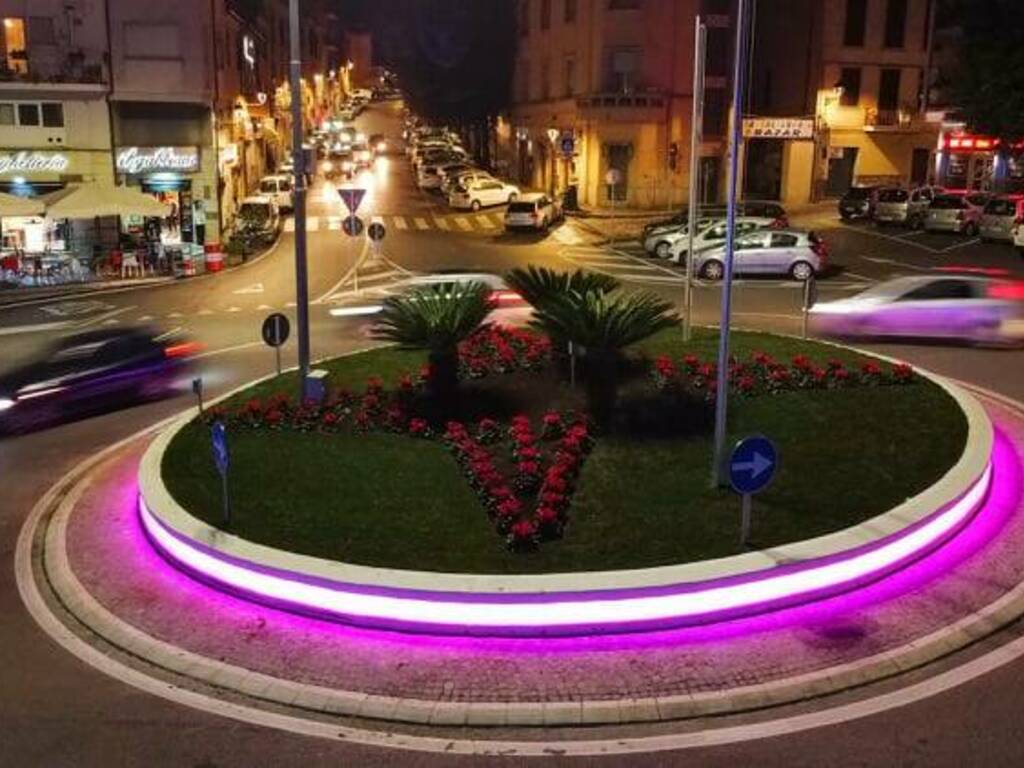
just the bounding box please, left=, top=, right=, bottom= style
left=507, top=267, right=679, bottom=423
left=372, top=281, right=493, bottom=401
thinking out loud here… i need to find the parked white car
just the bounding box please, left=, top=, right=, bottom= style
left=443, top=169, right=494, bottom=196
left=1014, top=216, right=1024, bottom=256
left=449, top=178, right=520, bottom=210
left=693, top=229, right=828, bottom=281
left=664, top=217, right=777, bottom=263
left=504, top=193, right=564, bottom=230
left=257, top=175, right=294, bottom=213
left=236, top=195, right=281, bottom=237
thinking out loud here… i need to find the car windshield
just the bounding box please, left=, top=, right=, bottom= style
left=239, top=203, right=271, bottom=223
left=507, top=202, right=537, bottom=213
left=878, top=189, right=908, bottom=203
left=845, top=187, right=873, bottom=200
left=259, top=180, right=278, bottom=194
left=931, top=195, right=966, bottom=209
left=985, top=199, right=1018, bottom=216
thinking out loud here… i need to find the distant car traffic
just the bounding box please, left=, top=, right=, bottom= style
left=0, top=328, right=199, bottom=433
left=810, top=274, right=1024, bottom=346
left=838, top=185, right=880, bottom=221
left=504, top=193, right=564, bottom=230
left=257, top=174, right=294, bottom=213
left=690, top=229, right=827, bottom=281
left=449, top=178, right=520, bottom=211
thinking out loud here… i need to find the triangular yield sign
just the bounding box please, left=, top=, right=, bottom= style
left=337, top=187, right=366, bottom=215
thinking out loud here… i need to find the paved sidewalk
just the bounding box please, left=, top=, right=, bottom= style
left=28, top=392, right=1024, bottom=727
left=0, top=276, right=173, bottom=308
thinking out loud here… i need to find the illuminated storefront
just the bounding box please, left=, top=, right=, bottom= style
left=936, top=130, right=1024, bottom=193
left=115, top=145, right=203, bottom=245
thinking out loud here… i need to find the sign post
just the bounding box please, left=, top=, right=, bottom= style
left=338, top=186, right=366, bottom=237
left=367, top=218, right=386, bottom=260
left=288, top=0, right=311, bottom=402
left=684, top=16, right=706, bottom=342
left=802, top=275, right=818, bottom=340
left=192, top=376, right=204, bottom=415
left=211, top=421, right=230, bottom=526
left=261, top=312, right=291, bottom=375
left=728, top=435, right=778, bottom=548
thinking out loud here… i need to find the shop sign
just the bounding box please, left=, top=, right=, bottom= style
left=742, top=118, right=814, bottom=140
left=116, top=146, right=200, bottom=174
left=0, top=151, right=70, bottom=175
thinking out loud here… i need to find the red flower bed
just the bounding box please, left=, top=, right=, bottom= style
left=458, top=325, right=551, bottom=379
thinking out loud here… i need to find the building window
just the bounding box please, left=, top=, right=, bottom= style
left=27, top=16, right=56, bottom=46
left=564, top=0, right=577, bottom=23
left=608, top=0, right=640, bottom=9
left=605, top=47, right=641, bottom=93
left=843, top=0, right=867, bottom=47
left=520, top=0, right=529, bottom=36
left=0, top=103, right=13, bottom=125
left=878, top=68, right=901, bottom=110
left=41, top=102, right=64, bottom=127
left=884, top=0, right=908, bottom=48
left=2, top=17, right=27, bottom=74
left=838, top=67, right=861, bottom=106
left=16, top=102, right=39, bottom=126
left=540, top=0, right=551, bottom=29
left=540, top=58, right=550, bottom=99
left=705, top=27, right=730, bottom=77
left=563, top=56, right=575, bottom=96
left=703, top=89, right=726, bottom=135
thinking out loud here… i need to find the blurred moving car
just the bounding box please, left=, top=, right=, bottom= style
left=689, top=229, right=827, bottom=281
left=1015, top=216, right=1024, bottom=256
left=641, top=200, right=787, bottom=242
left=874, top=185, right=941, bottom=227
left=0, top=328, right=200, bottom=433
left=663, top=217, right=780, bottom=263
left=979, top=196, right=1024, bottom=243
left=810, top=274, right=1024, bottom=346
left=257, top=174, right=294, bottom=213
left=449, top=178, right=520, bottom=210
left=925, top=191, right=991, bottom=236
left=504, top=193, right=564, bottom=230
left=838, top=185, right=879, bottom=221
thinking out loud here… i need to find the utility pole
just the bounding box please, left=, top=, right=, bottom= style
left=289, top=0, right=311, bottom=398
left=683, top=16, right=706, bottom=342
left=710, top=0, right=750, bottom=487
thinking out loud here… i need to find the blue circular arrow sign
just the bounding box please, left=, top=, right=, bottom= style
left=728, top=435, right=778, bottom=495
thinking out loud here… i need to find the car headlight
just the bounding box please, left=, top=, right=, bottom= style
left=0, top=397, right=15, bottom=412
left=342, top=161, right=353, bottom=171
left=376, top=141, right=386, bottom=152
left=322, top=161, right=333, bottom=172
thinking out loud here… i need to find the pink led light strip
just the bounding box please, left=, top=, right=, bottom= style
left=140, top=463, right=991, bottom=633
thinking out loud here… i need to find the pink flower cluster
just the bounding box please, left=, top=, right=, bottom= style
left=652, top=350, right=916, bottom=401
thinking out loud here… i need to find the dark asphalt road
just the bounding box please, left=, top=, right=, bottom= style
left=3, top=100, right=1024, bottom=767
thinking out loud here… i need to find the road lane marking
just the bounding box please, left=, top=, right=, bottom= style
left=284, top=218, right=295, bottom=232
left=861, top=255, right=933, bottom=272
left=434, top=217, right=451, bottom=230
left=313, top=236, right=371, bottom=304
left=306, top=216, right=320, bottom=231
left=137, top=315, right=154, bottom=322
left=414, top=217, right=429, bottom=230
left=392, top=216, right=408, bottom=230
left=225, top=306, right=242, bottom=313
left=232, top=282, right=264, bottom=295
left=454, top=217, right=472, bottom=231
left=197, top=309, right=214, bottom=316
left=937, top=238, right=981, bottom=253
left=256, top=304, right=272, bottom=310
left=0, top=320, right=76, bottom=336
left=327, top=217, right=342, bottom=230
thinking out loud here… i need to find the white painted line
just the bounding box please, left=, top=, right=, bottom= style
left=414, top=217, right=429, bottom=230
left=392, top=216, right=408, bottom=230
left=285, top=301, right=296, bottom=308
left=434, top=217, right=451, bottom=230
left=225, top=306, right=242, bottom=313
left=613, top=272, right=684, bottom=283
left=232, top=282, right=264, bottom=295
left=453, top=216, right=472, bottom=231
left=256, top=304, right=272, bottom=311
left=327, top=217, right=342, bottom=230
left=283, top=218, right=296, bottom=232
left=476, top=215, right=495, bottom=229
left=137, top=315, right=154, bottom=322
left=313, top=237, right=371, bottom=304
left=843, top=270, right=876, bottom=283
left=197, top=309, right=214, bottom=316
left=840, top=222, right=940, bottom=253
left=0, top=320, right=75, bottom=336
left=861, top=255, right=933, bottom=272
left=306, top=216, right=320, bottom=232
left=937, top=238, right=981, bottom=253
left=166, top=312, right=183, bottom=318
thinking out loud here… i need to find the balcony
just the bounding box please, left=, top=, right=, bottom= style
left=575, top=92, right=667, bottom=122
left=864, top=106, right=920, bottom=133
left=0, top=50, right=107, bottom=96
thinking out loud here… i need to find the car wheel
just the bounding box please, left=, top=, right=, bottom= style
left=654, top=241, right=671, bottom=259
left=965, top=222, right=979, bottom=237
left=508, top=192, right=518, bottom=203
left=790, top=261, right=814, bottom=281
left=470, top=199, right=481, bottom=212
left=701, top=260, right=724, bottom=281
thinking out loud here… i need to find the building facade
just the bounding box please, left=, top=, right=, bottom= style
left=502, top=0, right=737, bottom=211
left=747, top=0, right=939, bottom=204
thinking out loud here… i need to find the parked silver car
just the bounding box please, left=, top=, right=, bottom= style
left=979, top=196, right=1024, bottom=243
left=662, top=217, right=777, bottom=262
left=504, top=193, right=564, bottom=230
left=874, top=185, right=942, bottom=227
left=924, top=191, right=992, bottom=236
left=689, top=229, right=828, bottom=281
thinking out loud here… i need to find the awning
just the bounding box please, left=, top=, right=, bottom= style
left=40, top=183, right=171, bottom=219
left=0, top=191, right=45, bottom=217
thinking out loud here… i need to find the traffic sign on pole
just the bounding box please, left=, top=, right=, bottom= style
left=337, top=187, right=366, bottom=216
left=367, top=220, right=386, bottom=242
left=728, top=434, right=778, bottom=548
left=261, top=312, right=290, bottom=375
left=211, top=421, right=230, bottom=525
left=342, top=215, right=365, bottom=237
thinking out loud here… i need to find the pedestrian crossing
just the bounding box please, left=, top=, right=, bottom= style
left=283, top=212, right=508, bottom=234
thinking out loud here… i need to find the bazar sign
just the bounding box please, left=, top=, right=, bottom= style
left=0, top=151, right=70, bottom=174
left=742, top=118, right=815, bottom=140
left=116, top=146, right=200, bottom=174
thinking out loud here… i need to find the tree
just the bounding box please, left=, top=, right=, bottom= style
left=946, top=0, right=1024, bottom=141
left=371, top=281, right=493, bottom=401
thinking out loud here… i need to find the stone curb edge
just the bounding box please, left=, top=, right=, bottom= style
left=22, top=385, right=1024, bottom=727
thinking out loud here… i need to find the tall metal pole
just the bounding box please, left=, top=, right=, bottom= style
left=683, top=17, right=706, bottom=342
left=289, top=0, right=311, bottom=397
left=710, top=0, right=750, bottom=487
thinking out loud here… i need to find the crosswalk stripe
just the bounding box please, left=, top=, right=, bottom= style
left=392, top=216, right=408, bottom=230
left=434, top=217, right=451, bottom=230
left=197, top=309, right=213, bottom=316
left=137, top=315, right=154, bottom=322
left=307, top=216, right=320, bottom=231
left=284, top=219, right=295, bottom=232
left=226, top=306, right=241, bottom=312
left=475, top=215, right=495, bottom=229
left=414, top=217, right=429, bottom=230
left=327, top=216, right=342, bottom=230
left=454, top=216, right=472, bottom=231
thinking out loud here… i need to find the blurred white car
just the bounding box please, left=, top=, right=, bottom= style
left=810, top=274, right=1024, bottom=346
left=504, top=193, right=564, bottom=230
left=449, top=178, right=520, bottom=211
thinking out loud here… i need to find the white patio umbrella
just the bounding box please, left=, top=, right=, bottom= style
left=41, top=183, right=171, bottom=219
left=0, top=191, right=45, bottom=217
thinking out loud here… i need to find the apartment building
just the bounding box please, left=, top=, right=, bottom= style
left=747, top=0, right=939, bottom=203
left=502, top=0, right=736, bottom=210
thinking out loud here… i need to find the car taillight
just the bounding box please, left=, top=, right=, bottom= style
left=988, top=281, right=1024, bottom=301
left=164, top=342, right=202, bottom=358
left=489, top=290, right=523, bottom=305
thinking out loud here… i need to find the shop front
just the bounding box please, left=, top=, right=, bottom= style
left=936, top=131, right=1024, bottom=193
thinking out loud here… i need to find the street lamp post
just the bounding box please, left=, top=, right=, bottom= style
left=547, top=128, right=560, bottom=197
left=710, top=0, right=750, bottom=487
left=683, top=16, right=706, bottom=342
left=289, top=0, right=311, bottom=398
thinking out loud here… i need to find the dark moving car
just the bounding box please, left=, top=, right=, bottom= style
left=838, top=185, right=880, bottom=220
left=0, top=328, right=198, bottom=433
